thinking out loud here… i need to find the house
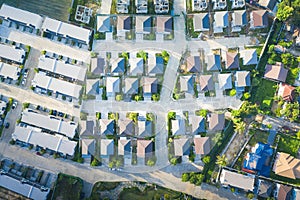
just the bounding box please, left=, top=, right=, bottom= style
left=199, top=75, right=214, bottom=92
left=42, top=17, right=91, bottom=47
left=12, top=126, right=77, bottom=156
left=117, top=0, right=129, bottom=13
left=171, top=119, right=186, bottom=136
left=180, top=75, right=194, bottom=94
left=137, top=140, right=153, bottom=157
left=0, top=4, right=43, bottom=33
left=0, top=173, right=49, bottom=200
left=80, top=120, right=95, bottom=137
left=129, top=58, right=144, bottom=76
left=136, top=0, right=148, bottom=13
left=0, top=62, right=21, bottom=81
left=86, top=79, right=100, bottom=95
left=117, top=16, right=131, bottom=37
left=154, top=0, right=169, bottom=14
left=193, top=13, right=210, bottom=32
left=110, top=58, right=125, bottom=75
left=225, top=52, right=239, bottom=70
left=220, top=169, right=255, bottom=192
left=0, top=43, right=26, bottom=64
left=194, top=136, right=211, bottom=155
left=193, top=0, right=208, bottom=11
left=118, top=138, right=131, bottom=155
left=148, top=56, right=164, bottom=75
left=278, top=83, right=295, bottom=102
left=174, top=138, right=191, bottom=156
left=38, top=56, right=87, bottom=82
left=258, top=0, right=277, bottom=12
left=218, top=73, right=232, bottom=90
left=214, top=11, right=229, bottom=33
left=156, top=16, right=173, bottom=34
left=232, top=10, right=247, bottom=32
left=21, top=109, right=77, bottom=138
left=258, top=179, right=274, bottom=199
left=118, top=119, right=135, bottom=136
left=207, top=54, right=221, bottom=71
left=276, top=184, right=292, bottom=200
left=212, top=0, right=227, bottom=10
left=232, top=0, right=245, bottom=9
left=186, top=56, right=201, bottom=73
left=190, top=116, right=206, bottom=134
left=235, top=71, right=251, bottom=92
left=273, top=152, right=300, bottom=179
left=96, top=16, right=112, bottom=33
left=137, top=120, right=153, bottom=138
left=100, top=119, right=115, bottom=136
left=90, top=56, right=106, bottom=75
left=243, top=143, right=274, bottom=177
left=264, top=62, right=288, bottom=82
left=143, top=77, right=158, bottom=96
left=240, top=49, right=258, bottom=65
left=208, top=113, right=225, bottom=132
left=100, top=139, right=114, bottom=157
left=136, top=16, right=151, bottom=34
left=106, top=77, right=120, bottom=97
left=32, top=73, right=82, bottom=99
left=250, top=10, right=268, bottom=29
left=81, top=139, right=95, bottom=158
left=124, top=77, right=139, bottom=96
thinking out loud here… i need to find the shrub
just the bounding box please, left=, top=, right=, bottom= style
left=91, top=159, right=99, bottom=166
left=247, top=192, right=254, bottom=199
left=229, top=89, right=236, bottom=96
left=170, top=157, right=178, bottom=165
left=182, top=173, right=189, bottom=182
left=9, top=140, right=15, bottom=145
left=22, top=102, right=30, bottom=109
left=41, top=50, right=46, bottom=55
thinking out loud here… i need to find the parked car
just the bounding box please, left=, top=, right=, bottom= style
left=12, top=101, right=17, bottom=109
left=5, top=122, right=9, bottom=128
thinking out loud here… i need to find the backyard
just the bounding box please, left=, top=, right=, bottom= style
left=277, top=134, right=300, bottom=157
left=0, top=0, right=72, bottom=21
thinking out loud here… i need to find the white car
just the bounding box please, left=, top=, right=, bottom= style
left=12, top=101, right=17, bottom=109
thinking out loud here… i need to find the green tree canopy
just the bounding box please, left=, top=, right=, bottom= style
left=277, top=5, right=294, bottom=21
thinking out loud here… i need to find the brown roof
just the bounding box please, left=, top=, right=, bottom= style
left=194, top=136, right=211, bottom=155
left=156, top=16, right=172, bottom=33
left=186, top=56, right=201, bottom=73
left=199, top=75, right=214, bottom=91
left=226, top=52, right=239, bottom=69
left=264, top=63, right=288, bottom=82
left=277, top=184, right=292, bottom=200
left=174, top=138, right=190, bottom=156
left=278, top=83, right=295, bottom=102
left=273, top=152, right=300, bottom=179
left=118, top=119, right=135, bottom=136
left=118, top=139, right=131, bottom=155
left=252, top=10, right=268, bottom=27
left=137, top=140, right=153, bottom=157
left=117, top=15, right=131, bottom=31
left=208, top=113, right=225, bottom=131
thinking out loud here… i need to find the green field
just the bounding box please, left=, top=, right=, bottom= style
left=0, top=0, right=72, bottom=21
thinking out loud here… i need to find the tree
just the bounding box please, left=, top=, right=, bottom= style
left=147, top=159, right=155, bottom=166
left=108, top=162, right=114, bottom=168
left=277, top=5, right=294, bottom=21
left=268, top=44, right=275, bottom=53
left=281, top=53, right=295, bottom=66
left=247, top=192, right=254, bottom=199
left=168, top=112, right=176, bottom=120
left=161, top=50, right=169, bottom=63
left=137, top=50, right=147, bottom=61
left=197, top=109, right=208, bottom=118
left=202, top=155, right=211, bottom=164
left=229, top=89, right=236, bottom=96
left=182, top=173, right=190, bottom=182
left=94, top=32, right=101, bottom=40
left=90, top=51, right=97, bottom=58
left=134, top=95, right=142, bottom=101
left=116, top=94, right=123, bottom=101
left=234, top=121, right=247, bottom=134
left=121, top=52, right=129, bottom=60
left=152, top=94, right=160, bottom=101
left=91, top=159, right=99, bottom=166
left=296, top=131, right=300, bottom=139
left=170, top=157, right=178, bottom=165
left=243, top=92, right=251, bottom=100
left=115, top=160, right=122, bottom=168
left=216, top=155, right=227, bottom=167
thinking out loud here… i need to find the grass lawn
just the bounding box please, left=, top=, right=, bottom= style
left=277, top=134, right=300, bottom=157
left=248, top=130, right=269, bottom=147
left=251, top=79, right=276, bottom=111
left=0, top=0, right=72, bottom=21
left=286, top=67, right=299, bottom=85
left=52, top=173, right=83, bottom=200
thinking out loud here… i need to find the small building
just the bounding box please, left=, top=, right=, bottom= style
left=124, top=77, right=139, bottom=96
left=264, top=62, right=288, bottom=82
left=117, top=0, right=130, bottom=13
left=199, top=75, right=214, bottom=92
left=129, top=58, right=144, bottom=76
left=118, top=119, right=135, bottom=136
left=275, top=184, right=292, bottom=200
left=218, top=73, right=232, bottom=90
left=213, top=11, right=229, bottom=33
left=258, top=0, right=277, bottom=12
left=235, top=71, right=251, bottom=92
left=137, top=140, right=153, bottom=158
left=174, top=138, right=191, bottom=156
left=80, top=120, right=95, bottom=137
left=193, top=13, right=210, bottom=32
left=193, top=0, right=208, bottom=11
left=110, top=57, right=125, bottom=75
left=137, top=120, right=153, bottom=138
left=136, top=16, right=152, bottom=34
left=143, top=77, right=158, bottom=97
left=100, top=119, right=115, bottom=136
left=118, top=138, right=131, bottom=156
left=190, top=116, right=206, bottom=134
left=171, top=119, right=186, bottom=136
left=0, top=62, right=21, bottom=81
left=154, top=0, right=169, bottom=14
left=207, top=54, right=221, bottom=71
left=117, top=16, right=131, bottom=37
left=148, top=56, right=164, bottom=75
left=81, top=139, right=95, bottom=159
left=186, top=56, right=201, bottom=73
left=278, top=83, right=295, bottom=102
left=250, top=10, right=268, bottom=29
left=136, top=0, right=148, bottom=14
left=193, top=136, right=211, bottom=155
left=75, top=5, right=92, bottom=24
left=100, top=139, right=114, bottom=157
left=225, top=52, right=239, bottom=70
left=207, top=113, right=225, bottom=132
left=232, top=0, right=245, bottom=9
left=156, top=16, right=173, bottom=34
left=220, top=169, right=255, bottom=192
left=96, top=16, right=112, bottom=33
left=86, top=79, right=100, bottom=95
left=0, top=43, right=26, bottom=64
left=257, top=179, right=274, bottom=199
left=106, top=77, right=120, bottom=97
left=273, top=152, right=300, bottom=179
left=180, top=75, right=194, bottom=94
left=90, top=56, right=106, bottom=75
left=232, top=10, right=247, bottom=32
left=240, top=49, right=258, bottom=66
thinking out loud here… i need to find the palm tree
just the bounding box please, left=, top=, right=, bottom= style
left=234, top=121, right=247, bottom=134
left=216, top=155, right=227, bottom=167
left=137, top=50, right=147, bottom=61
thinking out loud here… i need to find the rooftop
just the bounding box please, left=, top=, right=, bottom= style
left=0, top=43, right=25, bottom=64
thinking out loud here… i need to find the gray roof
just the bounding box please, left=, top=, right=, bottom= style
left=171, top=119, right=186, bottom=136
left=12, top=126, right=77, bottom=156
left=240, top=49, right=258, bottom=65
left=91, top=57, right=106, bottom=75
left=0, top=4, right=43, bottom=29
left=118, top=138, right=131, bottom=155
left=106, top=77, right=120, bottom=94
left=135, top=16, right=152, bottom=33
left=100, top=119, right=114, bottom=135
left=226, top=52, right=239, bottom=70
left=0, top=62, right=21, bottom=80
left=214, top=11, right=229, bottom=27
left=21, top=109, right=77, bottom=138
left=258, top=179, right=273, bottom=198
left=38, top=56, right=86, bottom=81
left=148, top=56, right=164, bottom=75
left=81, top=138, right=95, bottom=156
left=199, top=75, right=214, bottom=91
left=118, top=119, right=135, bottom=136
left=235, top=71, right=251, bottom=87
left=42, top=17, right=91, bottom=44
left=80, top=120, right=95, bottom=136
left=208, top=113, right=225, bottom=131
left=32, top=73, right=82, bottom=99
left=100, top=139, right=114, bottom=156
left=138, top=120, right=153, bottom=137
left=96, top=16, right=111, bottom=32
left=86, top=79, right=100, bottom=95
left=0, top=173, right=49, bottom=200
left=180, top=75, right=194, bottom=93
left=0, top=43, right=25, bottom=64
left=186, top=56, right=201, bottom=73
left=137, top=140, right=153, bottom=157
left=218, top=73, right=232, bottom=90
left=264, top=63, right=288, bottom=82
left=207, top=54, right=221, bottom=71
left=117, top=16, right=131, bottom=31
left=174, top=138, right=191, bottom=156
left=129, top=58, right=144, bottom=75
left=124, top=78, right=139, bottom=95
left=110, top=58, right=125, bottom=74
left=220, top=169, right=255, bottom=191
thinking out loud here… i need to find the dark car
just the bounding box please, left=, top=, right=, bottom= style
left=5, top=122, right=9, bottom=129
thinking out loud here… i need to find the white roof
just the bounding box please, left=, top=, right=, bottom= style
left=38, top=56, right=86, bottom=81
left=42, top=17, right=91, bottom=44
left=106, top=77, right=120, bottom=93
left=32, top=73, right=82, bottom=99
left=12, top=126, right=77, bottom=156
left=220, top=169, right=255, bottom=191
left=0, top=173, right=49, bottom=200
left=0, top=62, right=20, bottom=80
left=0, top=4, right=43, bottom=29
left=21, top=109, right=77, bottom=138
left=240, top=49, right=258, bottom=65
left=0, top=43, right=25, bottom=63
